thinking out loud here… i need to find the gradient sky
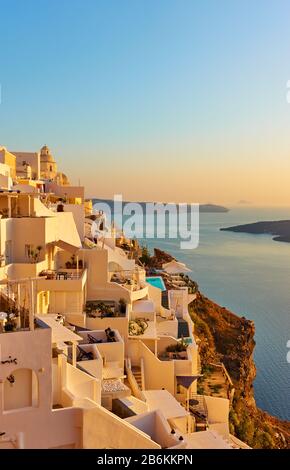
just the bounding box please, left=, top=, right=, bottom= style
left=1, top=0, right=290, bottom=205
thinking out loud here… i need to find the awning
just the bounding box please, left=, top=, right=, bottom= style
left=176, top=375, right=199, bottom=389
left=162, top=260, right=192, bottom=274
left=51, top=239, right=80, bottom=254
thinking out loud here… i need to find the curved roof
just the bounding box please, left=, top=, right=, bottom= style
left=40, top=145, right=56, bottom=163
left=56, top=172, right=70, bottom=185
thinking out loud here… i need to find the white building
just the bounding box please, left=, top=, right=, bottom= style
left=0, top=144, right=250, bottom=450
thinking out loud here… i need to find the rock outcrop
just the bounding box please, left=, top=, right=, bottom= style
left=140, top=246, right=290, bottom=448
left=190, top=292, right=290, bottom=449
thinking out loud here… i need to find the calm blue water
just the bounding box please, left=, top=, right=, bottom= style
left=137, top=207, right=290, bottom=421
left=146, top=276, right=166, bottom=291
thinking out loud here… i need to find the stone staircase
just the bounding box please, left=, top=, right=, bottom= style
left=131, top=365, right=142, bottom=389
left=188, top=394, right=208, bottom=431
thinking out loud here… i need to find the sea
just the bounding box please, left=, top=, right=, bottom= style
left=134, top=206, right=290, bottom=421
left=95, top=201, right=290, bottom=421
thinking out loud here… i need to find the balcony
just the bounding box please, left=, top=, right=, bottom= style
left=109, top=268, right=148, bottom=301
left=0, top=310, right=48, bottom=334
left=128, top=318, right=157, bottom=340
left=36, top=268, right=87, bottom=292
left=157, top=338, right=190, bottom=362
left=85, top=300, right=127, bottom=319
left=73, top=328, right=124, bottom=381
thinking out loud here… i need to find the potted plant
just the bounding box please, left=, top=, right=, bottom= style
left=166, top=341, right=188, bottom=358
left=128, top=318, right=148, bottom=336
left=4, top=312, right=17, bottom=332
left=28, top=245, right=42, bottom=264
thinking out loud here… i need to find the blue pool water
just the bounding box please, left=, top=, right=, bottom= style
left=146, top=276, right=166, bottom=291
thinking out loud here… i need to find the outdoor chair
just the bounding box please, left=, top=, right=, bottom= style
left=77, top=346, right=94, bottom=361
left=87, top=333, right=102, bottom=344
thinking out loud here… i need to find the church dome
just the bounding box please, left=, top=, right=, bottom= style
left=41, top=145, right=50, bottom=154
left=40, top=145, right=55, bottom=162
left=56, top=172, right=70, bottom=186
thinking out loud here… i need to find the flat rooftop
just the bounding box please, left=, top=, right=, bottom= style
left=37, top=315, right=82, bottom=344
left=142, top=390, right=188, bottom=420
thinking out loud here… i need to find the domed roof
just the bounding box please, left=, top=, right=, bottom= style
left=56, top=172, right=70, bottom=186
left=40, top=145, right=55, bottom=162
left=41, top=144, right=50, bottom=153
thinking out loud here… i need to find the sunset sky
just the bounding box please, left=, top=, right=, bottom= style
left=1, top=0, right=290, bottom=205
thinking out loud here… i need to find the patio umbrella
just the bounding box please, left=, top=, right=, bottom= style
left=176, top=375, right=200, bottom=433
left=176, top=375, right=199, bottom=389
left=162, top=260, right=192, bottom=274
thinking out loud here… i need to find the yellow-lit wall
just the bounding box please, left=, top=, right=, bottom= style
left=0, top=149, right=16, bottom=178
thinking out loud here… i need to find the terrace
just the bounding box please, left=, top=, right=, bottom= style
left=0, top=309, right=47, bottom=334
left=85, top=299, right=127, bottom=318
left=0, top=279, right=48, bottom=333
left=38, top=268, right=85, bottom=281
left=109, top=267, right=147, bottom=293
left=128, top=300, right=157, bottom=339
left=75, top=328, right=125, bottom=381
left=128, top=318, right=157, bottom=340
left=158, top=339, right=189, bottom=361
left=36, top=268, right=87, bottom=292
left=0, top=192, right=38, bottom=218
left=77, top=328, right=123, bottom=345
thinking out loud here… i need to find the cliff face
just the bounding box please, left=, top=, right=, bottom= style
left=190, top=292, right=290, bottom=449
left=140, top=246, right=290, bottom=448
left=150, top=248, right=176, bottom=268
left=192, top=293, right=256, bottom=404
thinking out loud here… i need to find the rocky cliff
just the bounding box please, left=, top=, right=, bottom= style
left=190, top=292, right=290, bottom=449
left=141, top=246, right=290, bottom=448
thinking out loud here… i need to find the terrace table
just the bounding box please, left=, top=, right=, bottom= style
left=56, top=271, right=68, bottom=280
left=188, top=398, right=199, bottom=406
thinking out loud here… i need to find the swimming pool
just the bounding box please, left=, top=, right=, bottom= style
left=146, top=276, right=166, bottom=291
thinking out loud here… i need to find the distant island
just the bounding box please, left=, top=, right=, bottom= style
left=220, top=220, right=290, bottom=243
left=91, top=198, right=229, bottom=213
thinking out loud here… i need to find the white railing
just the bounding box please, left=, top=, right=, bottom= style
left=39, top=268, right=85, bottom=280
